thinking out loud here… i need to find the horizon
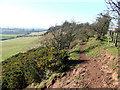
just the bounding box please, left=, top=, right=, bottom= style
left=0, top=27, right=48, bottom=30
left=0, top=0, right=107, bottom=29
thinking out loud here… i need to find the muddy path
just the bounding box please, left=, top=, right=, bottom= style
left=49, top=44, right=118, bottom=88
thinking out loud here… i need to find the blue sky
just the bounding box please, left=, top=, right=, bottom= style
left=0, top=0, right=107, bottom=29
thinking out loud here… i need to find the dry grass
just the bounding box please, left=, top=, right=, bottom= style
left=28, top=31, right=47, bottom=36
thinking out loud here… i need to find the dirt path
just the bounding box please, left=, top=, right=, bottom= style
left=80, top=45, right=109, bottom=88
left=50, top=44, right=118, bottom=88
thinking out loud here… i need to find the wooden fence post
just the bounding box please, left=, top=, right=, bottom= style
left=115, top=33, right=118, bottom=47
left=111, top=31, right=114, bottom=41
left=108, top=30, right=110, bottom=47
left=113, top=32, right=116, bottom=43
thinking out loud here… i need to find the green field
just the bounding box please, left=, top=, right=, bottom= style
left=1, top=36, right=42, bottom=61
left=0, top=34, right=24, bottom=40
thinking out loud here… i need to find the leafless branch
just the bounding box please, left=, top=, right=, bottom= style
left=105, top=0, right=120, bottom=15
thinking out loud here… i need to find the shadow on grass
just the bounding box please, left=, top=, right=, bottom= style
left=69, top=49, right=83, bottom=54
left=70, top=45, right=97, bottom=54
left=65, top=59, right=89, bottom=72
left=83, top=45, right=97, bottom=53
left=68, top=59, right=88, bottom=66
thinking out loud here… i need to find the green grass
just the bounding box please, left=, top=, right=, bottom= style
left=107, top=44, right=118, bottom=56
left=83, top=36, right=118, bottom=75
left=69, top=47, right=80, bottom=60
left=83, top=38, right=101, bottom=57
left=0, top=34, right=24, bottom=40
left=27, top=73, right=61, bottom=88
left=84, top=37, right=118, bottom=57
left=74, top=75, right=80, bottom=80
left=1, top=36, right=42, bottom=61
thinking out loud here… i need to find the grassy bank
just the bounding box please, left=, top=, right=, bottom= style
left=1, top=36, right=41, bottom=61
left=84, top=37, right=118, bottom=74
left=84, top=37, right=118, bottom=57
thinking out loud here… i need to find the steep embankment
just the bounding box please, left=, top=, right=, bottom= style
left=50, top=44, right=118, bottom=88
left=28, top=38, right=119, bottom=88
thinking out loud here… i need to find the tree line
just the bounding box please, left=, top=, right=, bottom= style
left=1, top=2, right=120, bottom=88
left=42, top=12, right=111, bottom=51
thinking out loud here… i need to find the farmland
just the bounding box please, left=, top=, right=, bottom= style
left=1, top=36, right=42, bottom=61
left=0, top=28, right=47, bottom=41
left=27, top=31, right=47, bottom=36
left=0, top=34, right=24, bottom=40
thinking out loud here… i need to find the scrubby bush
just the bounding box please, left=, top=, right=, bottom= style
left=81, top=34, right=89, bottom=42
left=2, top=46, right=69, bottom=89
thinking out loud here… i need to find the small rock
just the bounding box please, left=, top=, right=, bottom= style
left=54, top=75, right=58, bottom=79
left=106, top=72, right=112, bottom=75
left=80, top=70, right=86, bottom=74
left=107, top=57, right=110, bottom=59
left=73, top=83, right=76, bottom=86
left=83, top=65, right=87, bottom=68
left=76, top=81, right=79, bottom=84
left=31, top=83, right=35, bottom=86
left=52, top=79, right=55, bottom=85
left=104, top=83, right=108, bottom=87
left=81, top=73, right=85, bottom=76
left=112, top=72, right=118, bottom=81
left=113, top=81, right=119, bottom=86
left=113, top=57, right=116, bottom=60
left=73, top=69, right=77, bottom=74
left=61, top=73, right=66, bottom=78
left=67, top=81, right=70, bottom=85
left=98, top=76, right=100, bottom=78
left=41, top=85, right=47, bottom=89
left=108, top=77, right=112, bottom=80
left=58, top=75, right=60, bottom=78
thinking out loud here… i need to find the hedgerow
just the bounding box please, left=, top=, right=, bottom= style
left=2, top=46, right=69, bottom=89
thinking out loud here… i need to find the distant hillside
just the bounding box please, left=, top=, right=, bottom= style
left=0, top=27, right=47, bottom=34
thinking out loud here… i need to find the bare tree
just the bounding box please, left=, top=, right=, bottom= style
left=105, top=0, right=120, bottom=15
left=92, top=13, right=111, bottom=40
left=41, top=21, right=76, bottom=51
left=105, top=0, right=120, bottom=48
left=51, top=22, right=76, bottom=50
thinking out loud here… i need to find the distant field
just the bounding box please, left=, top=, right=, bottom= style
left=1, top=36, right=42, bottom=61
left=0, top=34, right=24, bottom=40
left=28, top=31, right=47, bottom=36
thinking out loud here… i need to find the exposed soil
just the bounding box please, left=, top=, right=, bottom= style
left=48, top=44, right=118, bottom=88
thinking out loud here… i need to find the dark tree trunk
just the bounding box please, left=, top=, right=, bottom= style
left=115, top=33, right=118, bottom=47
left=113, top=32, right=116, bottom=43
left=110, top=31, right=113, bottom=41
left=111, top=34, right=113, bottom=41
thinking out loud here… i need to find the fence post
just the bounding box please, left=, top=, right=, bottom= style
left=115, top=32, right=118, bottom=47
left=113, top=32, right=116, bottom=43
left=108, top=30, right=110, bottom=47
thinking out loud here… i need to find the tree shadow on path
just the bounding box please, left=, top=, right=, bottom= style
left=66, top=59, right=89, bottom=72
